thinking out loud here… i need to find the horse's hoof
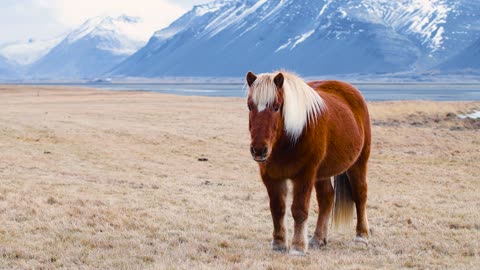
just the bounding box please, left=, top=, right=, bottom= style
left=289, top=248, right=306, bottom=256
left=308, top=237, right=326, bottom=250
left=354, top=236, right=369, bottom=246
left=272, top=241, right=287, bottom=253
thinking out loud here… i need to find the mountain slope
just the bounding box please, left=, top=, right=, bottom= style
left=0, top=55, right=17, bottom=79
left=29, top=15, right=146, bottom=79
left=0, top=55, right=14, bottom=76
left=110, top=0, right=479, bottom=77
left=438, top=38, right=480, bottom=71
left=372, top=0, right=480, bottom=67
left=110, top=0, right=417, bottom=76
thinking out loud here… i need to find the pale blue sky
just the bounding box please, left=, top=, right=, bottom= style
left=0, top=0, right=212, bottom=44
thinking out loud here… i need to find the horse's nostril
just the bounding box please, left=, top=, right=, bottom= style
left=251, top=146, right=268, bottom=157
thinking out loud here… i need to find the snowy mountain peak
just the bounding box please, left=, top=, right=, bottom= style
left=28, top=15, right=147, bottom=79
left=152, top=1, right=237, bottom=41
left=117, top=15, right=141, bottom=23
left=66, top=15, right=144, bottom=44
left=192, top=1, right=231, bottom=16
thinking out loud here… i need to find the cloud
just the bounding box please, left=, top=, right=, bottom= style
left=0, top=0, right=66, bottom=44
left=166, top=0, right=212, bottom=9
left=44, top=0, right=187, bottom=40
left=0, top=0, right=211, bottom=44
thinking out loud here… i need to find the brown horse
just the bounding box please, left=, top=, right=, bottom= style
left=246, top=71, right=371, bottom=256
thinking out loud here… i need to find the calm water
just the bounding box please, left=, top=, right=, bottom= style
left=31, top=82, right=480, bottom=101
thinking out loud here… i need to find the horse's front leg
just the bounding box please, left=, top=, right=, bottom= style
left=290, top=173, right=315, bottom=256
left=262, top=176, right=288, bottom=252
left=309, top=178, right=334, bottom=249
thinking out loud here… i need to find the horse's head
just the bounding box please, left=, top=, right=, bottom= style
left=246, top=71, right=285, bottom=162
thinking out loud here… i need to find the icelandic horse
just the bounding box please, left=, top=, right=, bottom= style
left=246, top=71, right=371, bottom=256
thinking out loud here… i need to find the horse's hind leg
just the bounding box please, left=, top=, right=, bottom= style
left=309, top=178, right=334, bottom=249
left=347, top=157, right=369, bottom=244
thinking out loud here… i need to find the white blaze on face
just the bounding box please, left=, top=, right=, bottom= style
left=250, top=75, right=278, bottom=112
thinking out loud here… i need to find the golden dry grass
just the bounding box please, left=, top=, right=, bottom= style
left=0, top=85, right=479, bottom=269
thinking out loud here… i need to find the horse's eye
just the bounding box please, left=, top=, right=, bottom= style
left=248, top=105, right=252, bottom=111
left=274, top=106, right=280, bottom=112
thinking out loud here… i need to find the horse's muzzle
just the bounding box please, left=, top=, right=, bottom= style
left=250, top=146, right=268, bottom=162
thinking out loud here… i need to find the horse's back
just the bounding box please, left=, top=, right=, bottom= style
left=309, top=80, right=370, bottom=129
left=308, top=80, right=368, bottom=116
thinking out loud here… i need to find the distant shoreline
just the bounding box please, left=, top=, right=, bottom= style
left=4, top=81, right=480, bottom=86
left=2, top=82, right=480, bottom=101
left=2, top=72, right=480, bottom=85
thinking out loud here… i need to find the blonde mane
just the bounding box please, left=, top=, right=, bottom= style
left=248, top=71, right=326, bottom=141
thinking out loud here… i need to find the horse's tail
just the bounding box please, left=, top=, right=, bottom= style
left=332, top=172, right=354, bottom=231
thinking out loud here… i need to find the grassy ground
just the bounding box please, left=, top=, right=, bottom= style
left=0, top=85, right=479, bottom=269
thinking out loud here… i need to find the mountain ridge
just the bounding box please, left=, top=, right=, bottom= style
left=109, top=0, right=480, bottom=77
left=3, top=0, right=479, bottom=79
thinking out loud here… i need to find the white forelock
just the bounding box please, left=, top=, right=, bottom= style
left=248, top=71, right=326, bottom=141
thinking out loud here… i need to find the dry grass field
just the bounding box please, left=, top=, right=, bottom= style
left=0, top=85, right=479, bottom=269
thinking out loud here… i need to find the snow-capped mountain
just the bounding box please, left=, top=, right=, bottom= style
left=28, top=15, right=147, bottom=79
left=0, top=36, right=64, bottom=66
left=110, top=0, right=480, bottom=77
left=370, top=0, right=480, bottom=67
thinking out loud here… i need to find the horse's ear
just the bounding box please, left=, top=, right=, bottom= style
left=274, top=73, right=284, bottom=89
left=246, top=71, right=257, bottom=87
